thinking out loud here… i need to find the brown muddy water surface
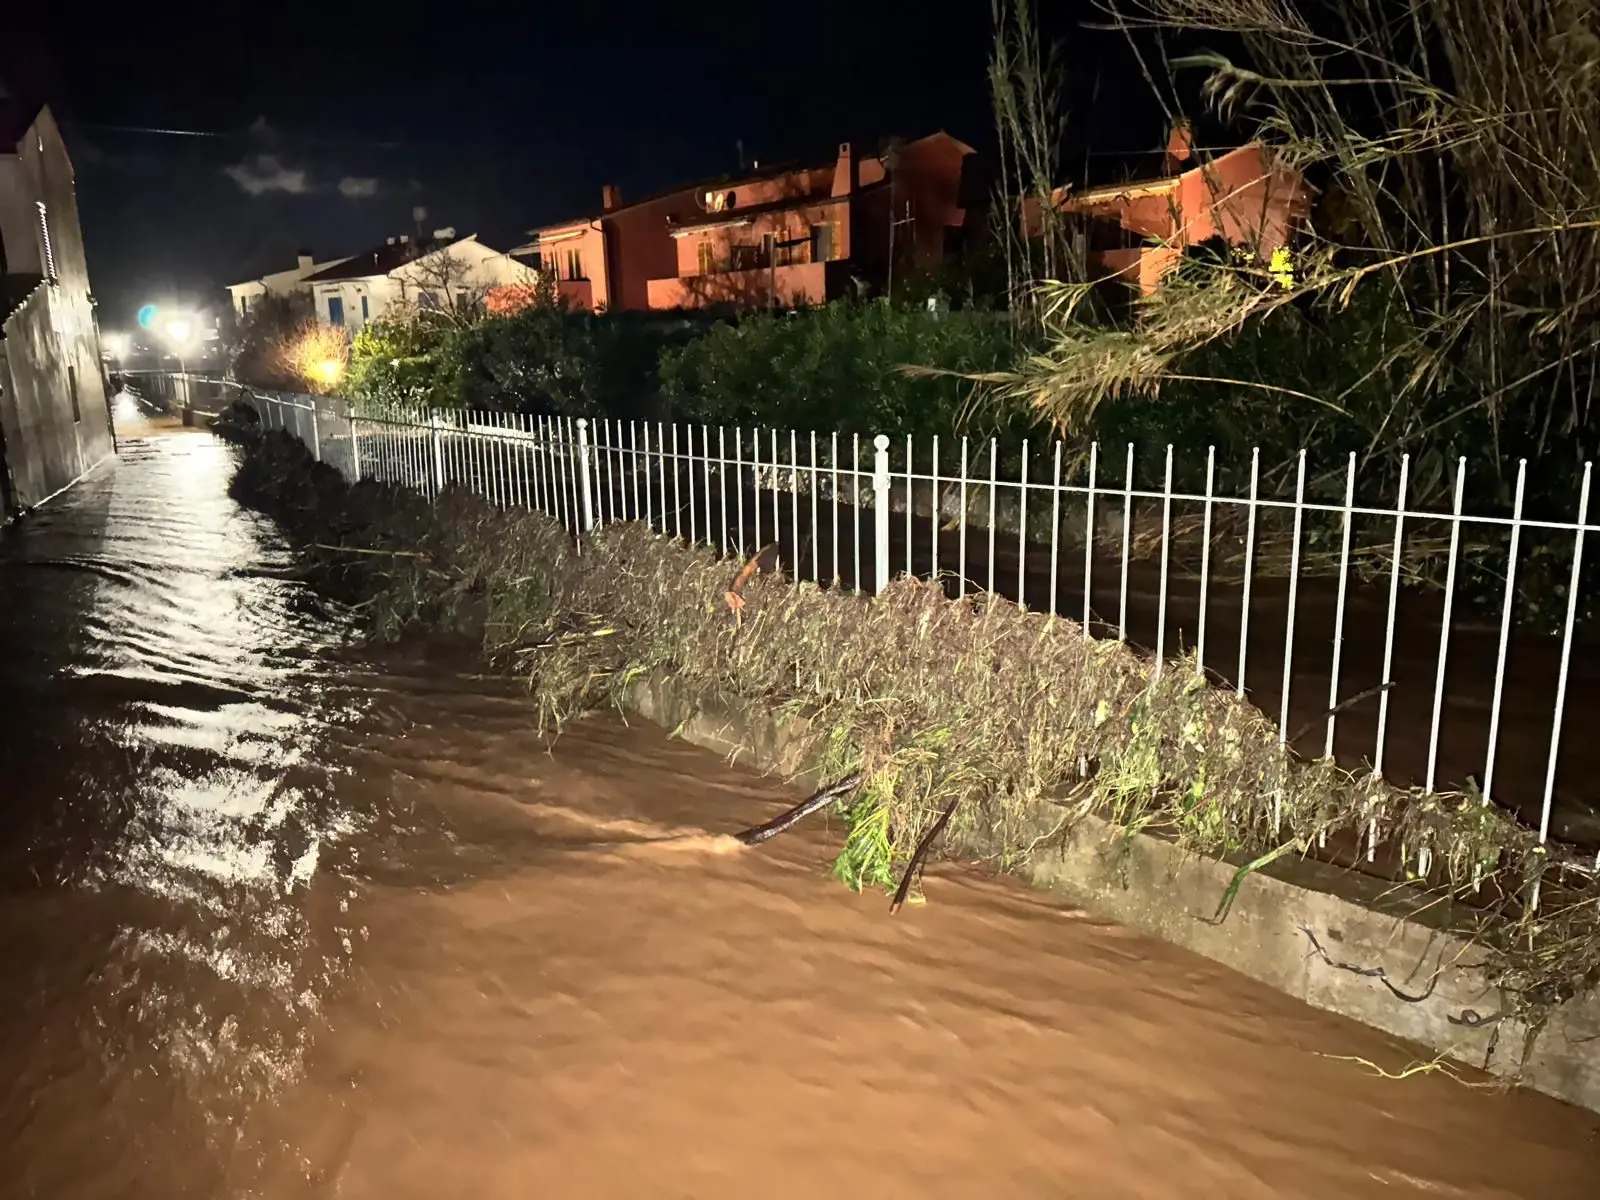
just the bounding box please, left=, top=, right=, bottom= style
left=0, top=413, right=1595, bottom=1198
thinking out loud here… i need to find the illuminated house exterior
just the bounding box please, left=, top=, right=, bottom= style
left=0, top=98, right=113, bottom=513
left=649, top=132, right=979, bottom=310
left=514, top=131, right=983, bottom=313
left=1039, top=123, right=1312, bottom=295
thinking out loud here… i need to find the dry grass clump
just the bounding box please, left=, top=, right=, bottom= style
left=229, top=426, right=1600, bottom=1028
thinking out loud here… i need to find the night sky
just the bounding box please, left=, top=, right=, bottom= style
left=7, top=2, right=1182, bottom=331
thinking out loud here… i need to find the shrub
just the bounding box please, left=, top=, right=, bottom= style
left=346, top=313, right=458, bottom=409
left=224, top=292, right=317, bottom=390
left=658, top=299, right=1031, bottom=442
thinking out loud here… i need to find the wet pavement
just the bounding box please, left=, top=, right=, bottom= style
left=0, top=407, right=1595, bottom=1197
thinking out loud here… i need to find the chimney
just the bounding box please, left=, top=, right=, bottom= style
left=386, top=236, right=397, bottom=245
left=831, top=142, right=855, bottom=198
left=601, top=184, right=622, bottom=213
left=1165, top=119, right=1195, bottom=170
left=431, top=226, right=456, bottom=241
left=398, top=234, right=410, bottom=244
left=296, top=249, right=314, bottom=273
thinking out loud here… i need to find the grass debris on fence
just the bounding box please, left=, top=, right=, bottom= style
left=225, top=419, right=1600, bottom=1050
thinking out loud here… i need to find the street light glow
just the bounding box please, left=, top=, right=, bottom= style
left=102, top=332, right=131, bottom=359
left=317, top=360, right=343, bottom=384
left=164, top=318, right=193, bottom=346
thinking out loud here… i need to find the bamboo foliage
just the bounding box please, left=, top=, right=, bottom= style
left=998, top=0, right=1600, bottom=499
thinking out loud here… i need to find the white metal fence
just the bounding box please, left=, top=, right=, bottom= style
left=229, top=384, right=1600, bottom=886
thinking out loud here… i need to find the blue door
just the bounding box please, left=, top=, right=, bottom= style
left=327, top=296, right=345, bottom=326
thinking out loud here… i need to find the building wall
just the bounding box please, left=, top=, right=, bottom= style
left=1065, top=144, right=1311, bottom=296
left=529, top=224, right=609, bottom=311
left=311, top=277, right=395, bottom=332
left=603, top=188, right=704, bottom=313
left=225, top=256, right=330, bottom=317
left=389, top=239, right=534, bottom=313
left=647, top=261, right=835, bottom=310
left=1177, top=145, right=1308, bottom=257
left=310, top=240, right=534, bottom=332
left=884, top=133, right=973, bottom=269
left=651, top=135, right=975, bottom=311
left=670, top=196, right=852, bottom=283
left=0, top=108, right=113, bottom=512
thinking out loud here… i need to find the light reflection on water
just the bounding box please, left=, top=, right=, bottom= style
left=1, top=422, right=1596, bottom=1199
left=0, top=430, right=377, bottom=1185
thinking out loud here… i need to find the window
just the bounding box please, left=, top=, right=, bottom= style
left=730, top=243, right=764, bottom=272
left=239, top=295, right=250, bottom=317
left=811, top=222, right=839, bottom=263
left=697, top=241, right=716, bottom=275
left=360, top=294, right=369, bottom=322
left=68, top=365, right=80, bottom=424
left=566, top=249, right=584, bottom=280
left=36, top=201, right=57, bottom=283
left=327, top=296, right=345, bottom=326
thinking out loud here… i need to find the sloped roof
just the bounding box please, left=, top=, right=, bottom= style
left=302, top=240, right=430, bottom=283
left=524, top=130, right=976, bottom=238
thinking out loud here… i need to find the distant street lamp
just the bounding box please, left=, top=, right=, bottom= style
left=162, top=316, right=196, bottom=373
left=157, top=313, right=199, bottom=410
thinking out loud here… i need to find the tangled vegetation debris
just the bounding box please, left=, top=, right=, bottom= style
left=226, top=421, right=1600, bottom=1043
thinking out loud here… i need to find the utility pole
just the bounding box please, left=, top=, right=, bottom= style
left=887, top=200, right=914, bottom=303
left=883, top=142, right=914, bottom=303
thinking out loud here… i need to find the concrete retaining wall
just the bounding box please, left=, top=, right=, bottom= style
left=625, top=672, right=1600, bottom=1115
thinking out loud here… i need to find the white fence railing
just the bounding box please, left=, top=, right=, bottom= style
left=228, top=384, right=1600, bottom=889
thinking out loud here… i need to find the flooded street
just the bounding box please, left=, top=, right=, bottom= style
left=0, top=415, right=1595, bottom=1197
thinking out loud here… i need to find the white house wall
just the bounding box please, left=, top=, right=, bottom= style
left=310, top=240, right=533, bottom=334
left=311, top=277, right=395, bottom=333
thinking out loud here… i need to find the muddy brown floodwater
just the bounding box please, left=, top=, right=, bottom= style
left=0, top=408, right=1595, bottom=1198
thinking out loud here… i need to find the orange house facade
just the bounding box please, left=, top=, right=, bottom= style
left=512, top=182, right=706, bottom=314
left=1042, top=126, right=1312, bottom=295
left=650, top=132, right=977, bottom=311
left=513, top=132, right=980, bottom=314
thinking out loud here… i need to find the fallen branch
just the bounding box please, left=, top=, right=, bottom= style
left=311, top=542, right=428, bottom=559
left=734, top=772, right=864, bottom=846
left=891, top=796, right=962, bottom=915
left=1286, top=681, right=1398, bottom=746
left=723, top=543, right=780, bottom=625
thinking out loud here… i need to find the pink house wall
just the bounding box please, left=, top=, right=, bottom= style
left=531, top=222, right=610, bottom=311
left=651, top=132, right=975, bottom=311
left=602, top=187, right=705, bottom=312
left=671, top=197, right=852, bottom=279
left=1055, top=142, right=1311, bottom=295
